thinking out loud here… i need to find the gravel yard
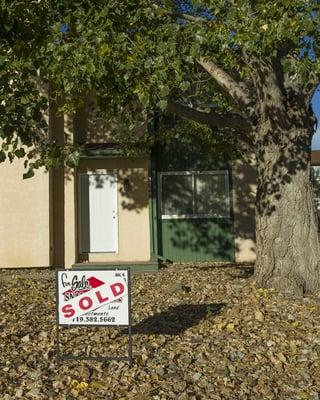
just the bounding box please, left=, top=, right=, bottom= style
left=0, top=263, right=320, bottom=400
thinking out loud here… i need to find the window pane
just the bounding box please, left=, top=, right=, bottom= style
left=195, top=173, right=229, bottom=216
left=312, top=166, right=320, bottom=217
left=161, top=175, right=193, bottom=215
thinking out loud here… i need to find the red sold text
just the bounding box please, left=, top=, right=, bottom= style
left=61, top=281, right=125, bottom=320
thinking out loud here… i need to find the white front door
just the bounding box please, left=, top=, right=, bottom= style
left=79, top=173, right=118, bottom=253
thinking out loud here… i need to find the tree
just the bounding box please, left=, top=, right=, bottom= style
left=1, top=0, right=320, bottom=294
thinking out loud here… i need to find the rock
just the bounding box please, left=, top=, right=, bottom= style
left=192, top=372, right=202, bottom=381
left=237, top=351, right=245, bottom=359
left=39, top=331, right=48, bottom=339
left=21, top=334, right=30, bottom=343
left=15, top=388, right=23, bottom=397
left=155, top=366, right=165, bottom=376
left=226, top=323, right=235, bottom=333
left=174, top=381, right=187, bottom=392
left=255, top=310, right=264, bottom=322
left=190, top=335, right=203, bottom=344
left=26, top=387, right=40, bottom=398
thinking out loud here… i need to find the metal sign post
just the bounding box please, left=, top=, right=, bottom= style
left=55, top=268, right=132, bottom=366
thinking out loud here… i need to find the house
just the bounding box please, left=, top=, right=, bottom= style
left=3, top=96, right=319, bottom=271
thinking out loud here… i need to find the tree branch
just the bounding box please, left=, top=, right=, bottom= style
left=172, top=12, right=208, bottom=23
left=152, top=3, right=209, bottom=23
left=198, top=58, right=252, bottom=109
left=277, top=39, right=296, bottom=59
left=168, top=100, right=253, bottom=136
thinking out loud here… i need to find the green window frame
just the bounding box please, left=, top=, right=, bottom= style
left=159, top=171, right=230, bottom=219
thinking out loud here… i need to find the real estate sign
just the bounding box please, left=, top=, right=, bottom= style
left=56, top=270, right=129, bottom=326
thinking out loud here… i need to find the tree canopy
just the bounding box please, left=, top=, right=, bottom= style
left=1, top=0, right=320, bottom=172
left=2, top=0, right=320, bottom=293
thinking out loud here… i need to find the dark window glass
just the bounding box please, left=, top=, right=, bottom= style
left=195, top=174, right=228, bottom=216
left=160, top=171, right=230, bottom=218
left=161, top=175, right=193, bottom=215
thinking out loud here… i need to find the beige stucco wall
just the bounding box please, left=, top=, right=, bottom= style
left=63, top=158, right=151, bottom=264
left=0, top=160, right=50, bottom=267
left=232, top=157, right=257, bottom=263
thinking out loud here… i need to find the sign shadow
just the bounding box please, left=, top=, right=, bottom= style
left=132, top=303, right=225, bottom=335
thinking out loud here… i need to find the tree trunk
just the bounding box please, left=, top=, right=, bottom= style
left=254, top=127, right=320, bottom=295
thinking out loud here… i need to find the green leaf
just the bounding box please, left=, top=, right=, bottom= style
left=180, top=81, right=190, bottom=91
left=65, top=150, right=80, bottom=168
left=8, top=152, right=14, bottom=163
left=15, top=148, right=26, bottom=158
left=20, top=97, right=30, bottom=105
left=23, top=168, right=35, bottom=180
left=0, top=151, right=6, bottom=163
left=158, top=99, right=167, bottom=111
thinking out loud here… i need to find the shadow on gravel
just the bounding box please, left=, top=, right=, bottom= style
left=177, top=263, right=254, bottom=280
left=132, top=303, right=225, bottom=335
left=228, top=265, right=254, bottom=279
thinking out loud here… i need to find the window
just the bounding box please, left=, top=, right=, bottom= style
left=159, top=171, right=230, bottom=219
left=312, top=166, right=320, bottom=218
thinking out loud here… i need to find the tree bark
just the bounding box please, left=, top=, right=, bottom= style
left=198, top=58, right=252, bottom=108
left=167, top=100, right=253, bottom=133
left=254, top=126, right=320, bottom=295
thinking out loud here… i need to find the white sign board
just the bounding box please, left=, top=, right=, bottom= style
left=57, top=270, right=129, bottom=326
